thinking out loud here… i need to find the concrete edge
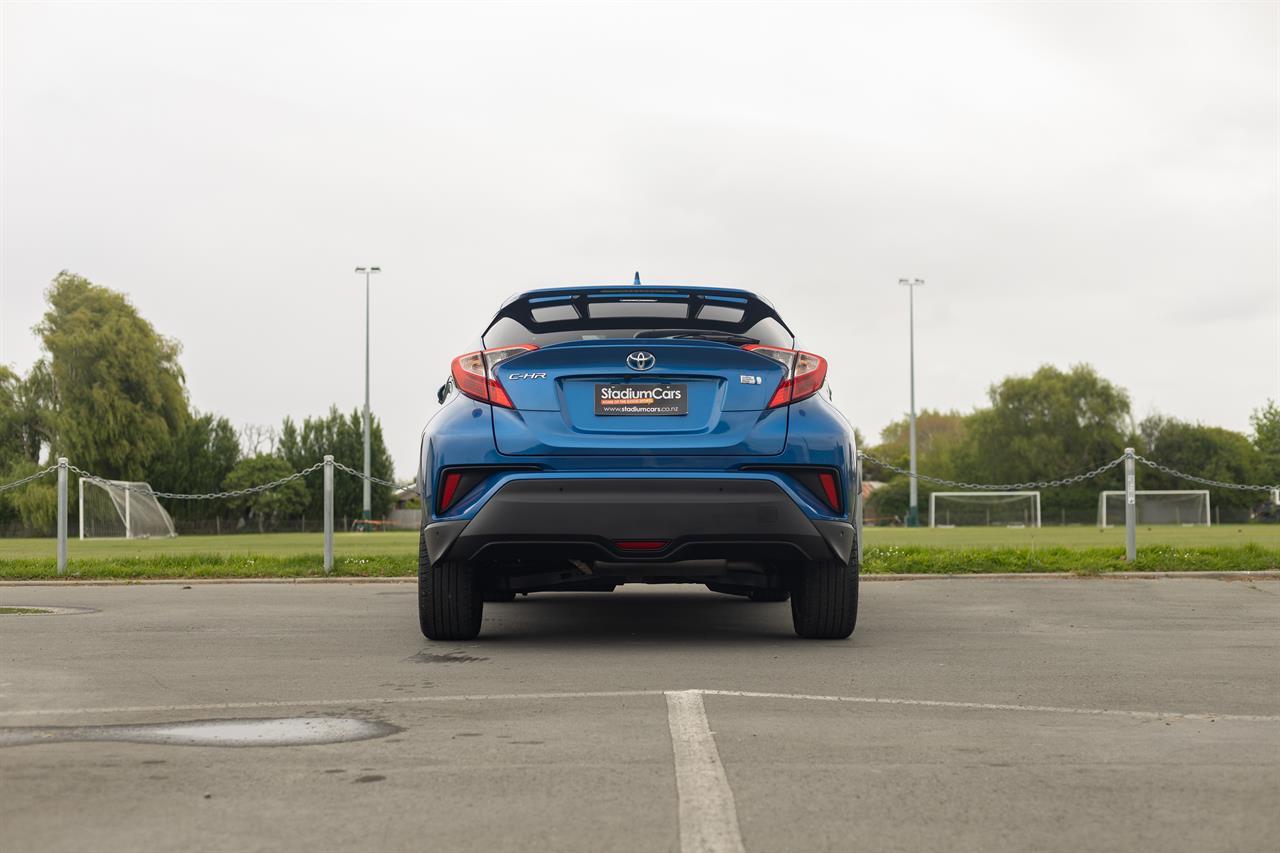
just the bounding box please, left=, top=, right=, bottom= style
left=0, top=571, right=1277, bottom=587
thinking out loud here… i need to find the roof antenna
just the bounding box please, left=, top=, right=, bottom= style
left=633, top=271, right=641, bottom=286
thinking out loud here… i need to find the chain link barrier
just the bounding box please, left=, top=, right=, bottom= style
left=66, top=462, right=326, bottom=501
left=329, top=460, right=417, bottom=493
left=1133, top=455, right=1279, bottom=493
left=3, top=455, right=1270, bottom=501
left=857, top=451, right=1127, bottom=491
left=0, top=463, right=62, bottom=494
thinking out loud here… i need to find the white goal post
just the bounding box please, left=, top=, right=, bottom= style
left=1097, top=490, right=1211, bottom=528
left=929, top=491, right=1042, bottom=528
left=78, top=477, right=177, bottom=539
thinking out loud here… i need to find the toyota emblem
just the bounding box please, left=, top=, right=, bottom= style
left=626, top=351, right=656, bottom=371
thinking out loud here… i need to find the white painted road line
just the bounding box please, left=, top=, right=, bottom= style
left=1, top=688, right=1276, bottom=724
left=665, top=690, right=746, bottom=853
left=699, top=690, right=1280, bottom=724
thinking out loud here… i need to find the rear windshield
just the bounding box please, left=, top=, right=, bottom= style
left=483, top=292, right=794, bottom=349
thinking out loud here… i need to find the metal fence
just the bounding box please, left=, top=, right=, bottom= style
left=2, top=449, right=1277, bottom=574
left=852, top=447, right=1278, bottom=564
left=1, top=456, right=412, bottom=574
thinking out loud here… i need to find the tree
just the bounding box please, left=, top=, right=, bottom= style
left=35, top=272, right=189, bottom=479
left=0, top=366, right=28, bottom=469
left=0, top=465, right=58, bottom=533
left=862, top=410, right=968, bottom=520
left=0, top=363, right=53, bottom=469
left=222, top=455, right=309, bottom=532
left=148, top=412, right=242, bottom=521
left=0, top=364, right=59, bottom=530
left=863, top=409, right=967, bottom=482
left=1139, top=417, right=1262, bottom=513
left=1251, top=400, right=1280, bottom=486
left=948, top=364, right=1132, bottom=513
left=278, top=406, right=396, bottom=521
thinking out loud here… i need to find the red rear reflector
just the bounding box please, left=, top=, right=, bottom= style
left=438, top=472, right=463, bottom=512
left=614, top=540, right=668, bottom=551
left=818, top=471, right=841, bottom=512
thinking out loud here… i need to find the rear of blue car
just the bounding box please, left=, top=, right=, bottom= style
left=418, top=286, right=859, bottom=640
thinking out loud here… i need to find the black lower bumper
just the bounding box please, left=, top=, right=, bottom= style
left=423, top=478, right=854, bottom=567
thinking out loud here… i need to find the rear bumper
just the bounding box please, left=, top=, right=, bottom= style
left=424, top=477, right=854, bottom=566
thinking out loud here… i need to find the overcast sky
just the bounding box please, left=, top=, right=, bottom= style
left=2, top=1, right=1277, bottom=477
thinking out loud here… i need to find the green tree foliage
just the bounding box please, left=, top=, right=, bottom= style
left=35, top=272, right=189, bottom=479
left=950, top=364, right=1132, bottom=512
left=0, top=366, right=28, bottom=469
left=148, top=412, right=242, bottom=521
left=222, top=455, right=309, bottom=532
left=278, top=406, right=396, bottom=522
left=1, top=470, right=57, bottom=532
left=0, top=357, right=60, bottom=530
left=1139, top=416, right=1262, bottom=512
left=863, top=410, right=968, bottom=522
left=864, top=410, right=967, bottom=479
left=0, top=364, right=53, bottom=469
left=1251, top=400, right=1280, bottom=485
left=866, top=365, right=1132, bottom=521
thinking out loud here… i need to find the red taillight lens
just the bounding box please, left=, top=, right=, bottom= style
left=438, top=471, right=463, bottom=512
left=450, top=344, right=537, bottom=408
left=742, top=345, right=828, bottom=408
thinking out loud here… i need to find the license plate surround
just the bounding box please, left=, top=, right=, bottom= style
left=594, top=383, right=689, bottom=416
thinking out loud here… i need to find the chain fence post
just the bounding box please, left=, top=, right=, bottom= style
left=1124, top=447, right=1137, bottom=562
left=323, top=455, right=334, bottom=574
left=56, top=457, right=68, bottom=575
left=855, top=452, right=864, bottom=567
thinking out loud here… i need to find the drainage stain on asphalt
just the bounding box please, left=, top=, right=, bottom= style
left=408, top=650, right=489, bottom=664
left=353, top=775, right=386, bottom=783
left=0, top=717, right=400, bottom=748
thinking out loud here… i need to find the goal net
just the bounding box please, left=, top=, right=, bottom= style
left=929, top=492, right=1041, bottom=528
left=79, top=478, right=177, bottom=539
left=1097, top=490, right=1210, bottom=528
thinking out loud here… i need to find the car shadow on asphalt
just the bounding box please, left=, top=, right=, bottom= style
left=473, top=590, right=803, bottom=643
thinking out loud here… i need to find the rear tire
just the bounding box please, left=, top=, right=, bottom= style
left=790, top=558, right=858, bottom=639
left=419, top=532, right=483, bottom=640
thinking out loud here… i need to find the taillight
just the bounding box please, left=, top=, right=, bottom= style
left=742, top=344, right=828, bottom=408
left=450, top=344, right=537, bottom=408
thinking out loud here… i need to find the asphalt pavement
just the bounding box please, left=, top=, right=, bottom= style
left=1, top=576, right=1277, bottom=853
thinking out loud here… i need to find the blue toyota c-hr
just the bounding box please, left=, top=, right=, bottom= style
left=418, top=284, right=859, bottom=640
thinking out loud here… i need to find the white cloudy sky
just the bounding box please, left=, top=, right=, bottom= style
left=2, top=1, right=1277, bottom=477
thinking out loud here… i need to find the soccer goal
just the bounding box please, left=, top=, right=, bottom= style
left=929, top=492, right=1042, bottom=528
left=1097, top=490, right=1211, bottom=528
left=78, top=477, right=177, bottom=539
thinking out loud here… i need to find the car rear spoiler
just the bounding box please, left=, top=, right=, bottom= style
left=483, top=286, right=795, bottom=340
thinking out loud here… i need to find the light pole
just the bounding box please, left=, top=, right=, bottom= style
left=355, top=266, right=381, bottom=521
left=899, top=278, right=925, bottom=527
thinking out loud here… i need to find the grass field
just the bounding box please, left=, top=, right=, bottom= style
left=0, top=525, right=1276, bottom=579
